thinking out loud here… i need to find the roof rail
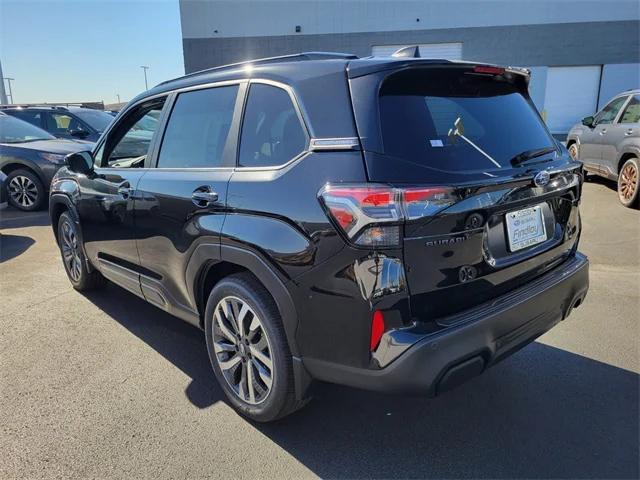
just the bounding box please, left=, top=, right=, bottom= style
left=158, top=51, right=359, bottom=87
left=0, top=102, right=104, bottom=110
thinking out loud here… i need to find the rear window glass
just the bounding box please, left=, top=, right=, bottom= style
left=378, top=68, right=555, bottom=173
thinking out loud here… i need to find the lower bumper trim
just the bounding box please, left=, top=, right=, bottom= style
left=304, top=252, right=589, bottom=395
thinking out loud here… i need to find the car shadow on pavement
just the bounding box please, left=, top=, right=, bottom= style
left=586, top=174, right=618, bottom=192
left=0, top=207, right=51, bottom=229
left=83, top=284, right=639, bottom=479
left=0, top=234, right=35, bottom=262
left=82, top=284, right=225, bottom=409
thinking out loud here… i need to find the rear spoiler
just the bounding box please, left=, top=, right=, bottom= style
left=347, top=45, right=530, bottom=82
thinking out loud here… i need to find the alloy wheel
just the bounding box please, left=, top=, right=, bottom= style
left=619, top=162, right=638, bottom=203
left=568, top=144, right=579, bottom=160
left=8, top=175, right=39, bottom=208
left=212, top=296, right=274, bottom=404
left=60, top=220, right=82, bottom=282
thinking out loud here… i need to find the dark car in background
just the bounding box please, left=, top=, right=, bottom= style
left=50, top=51, right=588, bottom=422
left=0, top=113, right=89, bottom=211
left=0, top=170, right=7, bottom=210
left=1, top=105, right=114, bottom=143
left=567, top=89, right=640, bottom=208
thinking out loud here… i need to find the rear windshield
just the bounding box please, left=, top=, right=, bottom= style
left=378, top=68, right=555, bottom=173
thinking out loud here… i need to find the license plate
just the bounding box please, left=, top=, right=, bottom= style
left=505, top=204, right=547, bottom=252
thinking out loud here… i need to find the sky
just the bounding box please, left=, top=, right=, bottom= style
left=0, top=0, right=185, bottom=105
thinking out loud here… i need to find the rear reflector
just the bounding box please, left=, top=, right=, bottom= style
left=370, top=310, right=385, bottom=351
left=319, top=184, right=456, bottom=246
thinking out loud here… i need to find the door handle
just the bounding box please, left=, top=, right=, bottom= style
left=117, top=183, right=132, bottom=198
left=625, top=129, right=634, bottom=136
left=599, top=129, right=607, bottom=135
left=192, top=187, right=219, bottom=207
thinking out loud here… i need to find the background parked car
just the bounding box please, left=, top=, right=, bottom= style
left=567, top=89, right=640, bottom=208
left=0, top=171, right=7, bottom=210
left=0, top=113, right=89, bottom=211
left=0, top=105, right=114, bottom=143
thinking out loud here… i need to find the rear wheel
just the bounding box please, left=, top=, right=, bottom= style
left=57, top=212, right=106, bottom=290
left=618, top=157, right=639, bottom=208
left=6, top=169, right=45, bottom=211
left=204, top=273, right=304, bottom=422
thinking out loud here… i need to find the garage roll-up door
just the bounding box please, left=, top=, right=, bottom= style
left=372, top=43, right=463, bottom=60
left=544, top=66, right=601, bottom=134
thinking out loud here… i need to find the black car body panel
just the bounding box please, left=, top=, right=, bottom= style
left=49, top=52, right=589, bottom=400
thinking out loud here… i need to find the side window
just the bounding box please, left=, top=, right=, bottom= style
left=12, top=111, right=43, bottom=128
left=45, top=113, right=87, bottom=135
left=100, top=99, right=166, bottom=168
left=239, top=84, right=306, bottom=168
left=594, top=96, right=628, bottom=125
left=157, top=85, right=238, bottom=168
left=619, top=95, right=640, bottom=124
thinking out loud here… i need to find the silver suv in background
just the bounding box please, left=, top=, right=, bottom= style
left=567, top=89, right=640, bottom=208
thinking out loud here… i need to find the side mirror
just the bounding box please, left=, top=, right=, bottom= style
left=65, top=151, right=94, bottom=175
left=581, top=116, right=594, bottom=128
left=70, top=129, right=90, bottom=139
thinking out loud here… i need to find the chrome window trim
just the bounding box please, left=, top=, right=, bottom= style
left=310, top=137, right=360, bottom=151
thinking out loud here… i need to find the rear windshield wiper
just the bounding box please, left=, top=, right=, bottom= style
left=510, top=146, right=557, bottom=166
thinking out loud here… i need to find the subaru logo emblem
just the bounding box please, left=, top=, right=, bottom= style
left=533, top=170, right=550, bottom=187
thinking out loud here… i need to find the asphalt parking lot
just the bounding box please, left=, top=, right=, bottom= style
left=1, top=178, right=638, bottom=479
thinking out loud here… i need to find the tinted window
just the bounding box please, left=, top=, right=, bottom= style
left=9, top=110, right=43, bottom=128
left=45, top=112, right=88, bottom=135
left=239, top=84, right=306, bottom=168
left=0, top=115, right=55, bottom=143
left=73, top=109, right=114, bottom=132
left=101, top=99, right=166, bottom=168
left=595, top=96, right=628, bottom=125
left=158, top=85, right=238, bottom=168
left=378, top=68, right=555, bottom=173
left=619, top=95, right=640, bottom=124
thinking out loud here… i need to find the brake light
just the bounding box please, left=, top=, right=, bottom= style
left=319, top=184, right=456, bottom=246
left=370, top=310, right=385, bottom=351
left=473, top=65, right=505, bottom=75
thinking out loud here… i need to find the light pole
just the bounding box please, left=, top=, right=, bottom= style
left=0, top=60, right=8, bottom=105
left=3, top=77, right=15, bottom=104
left=140, top=66, right=149, bottom=90
left=116, top=94, right=121, bottom=103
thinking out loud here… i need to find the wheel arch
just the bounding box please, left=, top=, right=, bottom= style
left=0, top=160, right=47, bottom=186
left=188, top=244, right=301, bottom=357
left=48, top=193, right=83, bottom=248
left=618, top=151, right=639, bottom=174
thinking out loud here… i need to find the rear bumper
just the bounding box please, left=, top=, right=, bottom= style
left=304, top=252, right=589, bottom=395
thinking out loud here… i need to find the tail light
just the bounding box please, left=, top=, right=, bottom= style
left=319, top=184, right=457, bottom=247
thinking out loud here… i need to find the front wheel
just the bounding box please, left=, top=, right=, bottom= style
left=618, top=157, right=639, bottom=208
left=204, top=273, right=305, bottom=422
left=57, top=212, right=106, bottom=290
left=6, top=169, right=45, bottom=211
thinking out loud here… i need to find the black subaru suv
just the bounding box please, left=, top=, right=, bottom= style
left=49, top=51, right=589, bottom=422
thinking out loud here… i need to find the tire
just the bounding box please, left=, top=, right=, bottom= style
left=6, top=169, right=45, bottom=211
left=204, top=272, right=304, bottom=422
left=617, top=157, right=639, bottom=209
left=568, top=143, right=579, bottom=160
left=57, top=211, right=106, bottom=291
